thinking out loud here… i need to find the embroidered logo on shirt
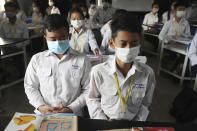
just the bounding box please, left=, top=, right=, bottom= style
left=133, top=84, right=145, bottom=89
left=72, top=65, right=80, bottom=69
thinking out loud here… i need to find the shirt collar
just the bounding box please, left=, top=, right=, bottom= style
left=150, top=12, right=158, bottom=16
left=109, top=57, right=143, bottom=76
left=71, top=27, right=85, bottom=35
left=44, top=47, right=71, bottom=57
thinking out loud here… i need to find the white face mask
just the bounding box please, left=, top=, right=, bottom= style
left=171, top=5, right=175, bottom=10
left=101, top=2, right=109, bottom=8
left=48, top=1, right=54, bottom=6
left=83, top=12, right=87, bottom=16
left=71, top=20, right=84, bottom=28
left=33, top=7, right=39, bottom=12
left=152, top=8, right=159, bottom=13
left=176, top=10, right=186, bottom=18
left=115, top=46, right=140, bottom=63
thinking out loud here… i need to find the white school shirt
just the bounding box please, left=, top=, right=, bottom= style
left=86, top=58, right=156, bottom=121
left=93, top=7, right=115, bottom=25
left=100, top=20, right=114, bottom=54
left=189, top=33, right=197, bottom=66
left=0, top=10, right=27, bottom=22
left=32, top=12, right=43, bottom=24
left=89, top=5, right=98, bottom=20
left=143, top=12, right=159, bottom=30
left=0, top=19, right=28, bottom=39
left=162, top=11, right=174, bottom=24
left=158, top=18, right=191, bottom=41
left=24, top=48, right=91, bottom=116
left=69, top=27, right=99, bottom=54
left=186, top=6, right=197, bottom=20
left=46, top=6, right=60, bottom=15
left=100, top=31, right=115, bottom=55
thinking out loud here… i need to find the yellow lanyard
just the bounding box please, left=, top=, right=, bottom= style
left=114, top=72, right=135, bottom=113
left=73, top=33, right=83, bottom=52
left=174, top=21, right=182, bottom=36
left=9, top=22, right=18, bottom=38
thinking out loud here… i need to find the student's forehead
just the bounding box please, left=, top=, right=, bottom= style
left=177, top=6, right=185, bottom=9
left=5, top=7, right=16, bottom=12
left=46, top=28, right=68, bottom=35
left=115, top=31, right=140, bottom=40
left=71, top=12, right=82, bottom=17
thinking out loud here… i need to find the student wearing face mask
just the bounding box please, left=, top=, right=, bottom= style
left=69, top=8, right=99, bottom=55
left=67, top=0, right=81, bottom=25
left=0, top=2, right=28, bottom=39
left=162, top=0, right=177, bottom=24
left=88, top=0, right=97, bottom=20
left=159, top=2, right=191, bottom=41
left=100, top=9, right=128, bottom=55
left=185, top=0, right=197, bottom=20
left=24, top=14, right=91, bottom=116
left=0, top=2, right=29, bottom=78
left=143, top=2, right=159, bottom=31
left=0, top=0, right=27, bottom=22
left=86, top=14, right=155, bottom=120
left=80, top=4, right=92, bottom=29
left=32, top=1, right=43, bottom=24
left=46, top=0, right=60, bottom=15
left=92, top=0, right=115, bottom=25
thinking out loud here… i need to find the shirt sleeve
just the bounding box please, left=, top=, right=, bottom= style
left=23, top=23, right=29, bottom=39
left=0, top=22, right=5, bottom=38
left=20, top=10, right=27, bottom=23
left=92, top=9, right=100, bottom=24
left=142, top=14, right=148, bottom=30
left=134, top=67, right=156, bottom=121
left=88, top=29, right=99, bottom=51
left=56, top=8, right=60, bottom=14
left=86, top=67, right=108, bottom=120
left=158, top=21, right=170, bottom=41
left=184, top=21, right=191, bottom=37
left=189, top=33, right=197, bottom=66
left=67, top=57, right=92, bottom=114
left=24, top=55, right=46, bottom=110
left=162, top=12, right=167, bottom=24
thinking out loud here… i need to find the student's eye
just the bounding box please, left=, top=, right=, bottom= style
left=121, top=42, right=127, bottom=47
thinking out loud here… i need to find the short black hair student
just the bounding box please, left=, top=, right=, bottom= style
left=87, top=14, right=155, bottom=120
left=69, top=7, right=99, bottom=55
left=24, top=14, right=91, bottom=115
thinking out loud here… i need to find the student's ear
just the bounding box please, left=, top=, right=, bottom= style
left=108, top=38, right=115, bottom=49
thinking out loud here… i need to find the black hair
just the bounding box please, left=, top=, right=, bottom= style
left=112, top=9, right=127, bottom=19
left=6, top=0, right=20, bottom=9
left=90, top=0, right=96, bottom=4
left=152, top=2, right=159, bottom=7
left=33, top=0, right=45, bottom=16
left=111, top=14, right=142, bottom=39
left=43, top=14, right=69, bottom=33
left=4, top=2, right=17, bottom=10
left=174, top=2, right=186, bottom=9
left=69, top=7, right=84, bottom=19
left=79, top=4, right=89, bottom=19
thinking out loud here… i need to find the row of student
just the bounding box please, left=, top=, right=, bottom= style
left=143, top=0, right=197, bottom=28
left=24, top=13, right=156, bottom=121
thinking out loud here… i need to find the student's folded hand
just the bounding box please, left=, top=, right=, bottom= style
left=52, top=104, right=73, bottom=113
left=93, top=49, right=99, bottom=56
left=38, top=105, right=54, bottom=114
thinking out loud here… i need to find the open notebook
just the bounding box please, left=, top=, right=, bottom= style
left=5, top=112, right=78, bottom=131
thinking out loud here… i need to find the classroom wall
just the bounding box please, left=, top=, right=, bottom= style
left=112, top=0, right=154, bottom=12
left=17, top=0, right=33, bottom=15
